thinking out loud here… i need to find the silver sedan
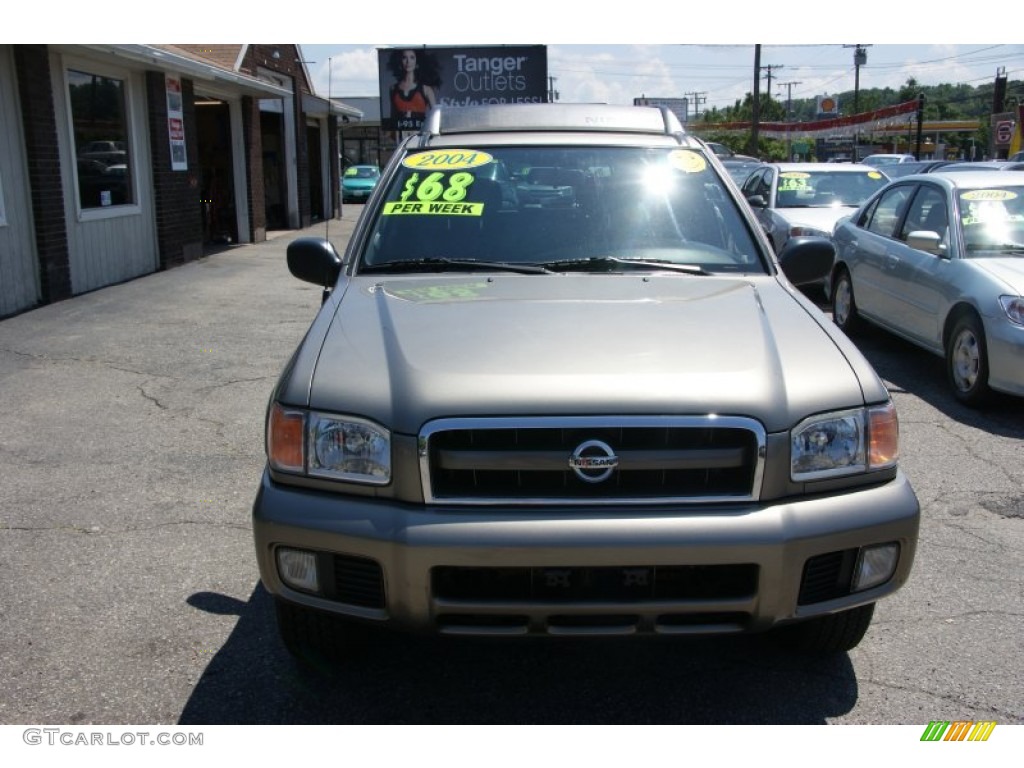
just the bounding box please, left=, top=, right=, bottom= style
left=831, top=170, right=1024, bottom=405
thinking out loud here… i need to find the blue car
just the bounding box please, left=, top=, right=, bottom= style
left=341, top=164, right=380, bottom=203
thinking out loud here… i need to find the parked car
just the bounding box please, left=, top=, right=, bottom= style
left=861, top=153, right=916, bottom=167
left=720, top=158, right=765, bottom=187
left=741, top=162, right=891, bottom=254
left=1009, top=150, right=1024, bottom=162
left=831, top=170, right=1024, bottom=405
left=933, top=160, right=1024, bottom=173
left=704, top=140, right=760, bottom=163
left=881, top=160, right=957, bottom=179
left=254, top=103, right=919, bottom=664
left=341, top=164, right=381, bottom=203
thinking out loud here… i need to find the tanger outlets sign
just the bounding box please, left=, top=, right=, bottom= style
left=378, top=46, right=547, bottom=131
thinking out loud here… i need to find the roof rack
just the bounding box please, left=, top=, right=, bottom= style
left=420, top=103, right=685, bottom=138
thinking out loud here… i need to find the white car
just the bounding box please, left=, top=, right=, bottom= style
left=862, top=154, right=917, bottom=167
left=741, top=162, right=891, bottom=253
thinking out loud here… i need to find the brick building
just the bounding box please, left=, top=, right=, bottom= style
left=0, top=44, right=361, bottom=318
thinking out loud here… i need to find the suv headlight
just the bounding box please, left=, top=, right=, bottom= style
left=267, top=403, right=391, bottom=485
left=791, top=402, right=898, bottom=481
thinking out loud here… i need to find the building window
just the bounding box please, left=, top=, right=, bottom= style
left=67, top=68, right=134, bottom=209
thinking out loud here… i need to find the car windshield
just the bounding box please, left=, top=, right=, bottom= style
left=348, top=166, right=379, bottom=179
left=775, top=169, right=889, bottom=208
left=359, top=145, right=764, bottom=274
left=959, top=185, right=1024, bottom=254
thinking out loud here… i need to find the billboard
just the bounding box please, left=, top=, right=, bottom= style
left=633, top=97, right=689, bottom=124
left=378, top=46, right=548, bottom=132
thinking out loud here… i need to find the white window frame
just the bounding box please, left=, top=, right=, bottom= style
left=61, top=55, right=143, bottom=222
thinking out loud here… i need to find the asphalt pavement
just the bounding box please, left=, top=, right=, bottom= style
left=0, top=216, right=354, bottom=723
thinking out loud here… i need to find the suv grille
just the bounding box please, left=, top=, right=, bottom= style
left=420, top=416, right=765, bottom=505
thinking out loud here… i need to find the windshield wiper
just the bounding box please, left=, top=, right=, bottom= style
left=360, top=258, right=552, bottom=275
left=538, top=256, right=710, bottom=275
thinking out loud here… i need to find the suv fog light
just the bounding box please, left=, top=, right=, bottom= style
left=277, top=548, right=319, bottom=593
left=853, top=543, right=899, bottom=592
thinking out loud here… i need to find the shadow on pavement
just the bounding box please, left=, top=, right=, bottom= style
left=179, top=584, right=860, bottom=725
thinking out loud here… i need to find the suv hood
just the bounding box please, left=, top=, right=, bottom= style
left=307, top=274, right=868, bottom=434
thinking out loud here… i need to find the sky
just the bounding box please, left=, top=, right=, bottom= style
left=303, top=42, right=1024, bottom=115
left=15, top=2, right=1023, bottom=116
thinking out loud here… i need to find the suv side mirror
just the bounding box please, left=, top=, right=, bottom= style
left=746, top=194, right=767, bottom=208
left=777, top=236, right=835, bottom=286
left=286, top=238, right=343, bottom=288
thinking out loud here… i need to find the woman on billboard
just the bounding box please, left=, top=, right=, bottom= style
left=388, top=49, right=441, bottom=129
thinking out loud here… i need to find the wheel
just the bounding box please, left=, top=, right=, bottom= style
left=274, top=598, right=372, bottom=667
left=831, top=268, right=862, bottom=335
left=777, top=603, right=875, bottom=654
left=946, top=313, right=991, bottom=406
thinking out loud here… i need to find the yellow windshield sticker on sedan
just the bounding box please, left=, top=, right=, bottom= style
left=962, top=189, right=1018, bottom=201
left=402, top=150, right=494, bottom=171
left=868, top=171, right=883, bottom=179
left=383, top=201, right=484, bottom=216
left=779, top=173, right=811, bottom=191
left=669, top=150, right=706, bottom=173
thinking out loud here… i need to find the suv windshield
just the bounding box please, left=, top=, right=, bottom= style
left=359, top=145, right=764, bottom=274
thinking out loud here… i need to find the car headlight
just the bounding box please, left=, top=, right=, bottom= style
left=789, top=225, right=830, bottom=239
left=791, top=402, right=898, bottom=481
left=267, top=403, right=391, bottom=485
left=999, top=295, right=1024, bottom=326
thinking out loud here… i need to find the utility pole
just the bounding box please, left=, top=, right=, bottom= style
left=760, top=64, right=784, bottom=107
left=547, top=76, right=559, bottom=103
left=686, top=91, right=707, bottom=122
left=778, top=80, right=802, bottom=160
left=750, top=45, right=761, bottom=157
left=844, top=44, right=870, bottom=160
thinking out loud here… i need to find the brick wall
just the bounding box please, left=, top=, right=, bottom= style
left=13, top=45, right=71, bottom=304
left=242, top=96, right=267, bottom=243
left=145, top=71, right=204, bottom=268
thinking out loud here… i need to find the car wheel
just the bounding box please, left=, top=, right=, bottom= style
left=274, top=598, right=372, bottom=666
left=946, top=313, right=991, bottom=406
left=831, top=268, right=862, bottom=335
left=777, top=603, right=875, bottom=654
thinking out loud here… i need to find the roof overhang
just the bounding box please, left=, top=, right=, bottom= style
left=75, top=44, right=292, bottom=98
left=302, top=92, right=364, bottom=121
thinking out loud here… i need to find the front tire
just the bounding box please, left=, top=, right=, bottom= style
left=946, top=313, right=991, bottom=406
left=777, top=603, right=876, bottom=654
left=831, top=268, right=862, bottom=335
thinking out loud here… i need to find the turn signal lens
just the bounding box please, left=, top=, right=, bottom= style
left=868, top=402, right=899, bottom=469
left=268, top=403, right=305, bottom=473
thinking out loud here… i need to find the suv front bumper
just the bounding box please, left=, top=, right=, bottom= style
left=253, top=469, right=919, bottom=637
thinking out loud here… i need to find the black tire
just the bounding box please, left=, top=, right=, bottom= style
left=274, top=598, right=373, bottom=667
left=831, top=268, right=862, bottom=335
left=946, top=312, right=992, bottom=406
left=777, top=603, right=875, bottom=654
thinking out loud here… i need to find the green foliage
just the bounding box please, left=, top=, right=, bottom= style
left=700, top=77, right=1023, bottom=125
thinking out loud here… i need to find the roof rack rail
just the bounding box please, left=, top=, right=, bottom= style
left=419, top=103, right=685, bottom=138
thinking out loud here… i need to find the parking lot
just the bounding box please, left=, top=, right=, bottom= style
left=0, top=212, right=1022, bottom=726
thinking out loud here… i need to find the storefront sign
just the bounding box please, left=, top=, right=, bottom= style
left=166, top=75, right=187, bottom=171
